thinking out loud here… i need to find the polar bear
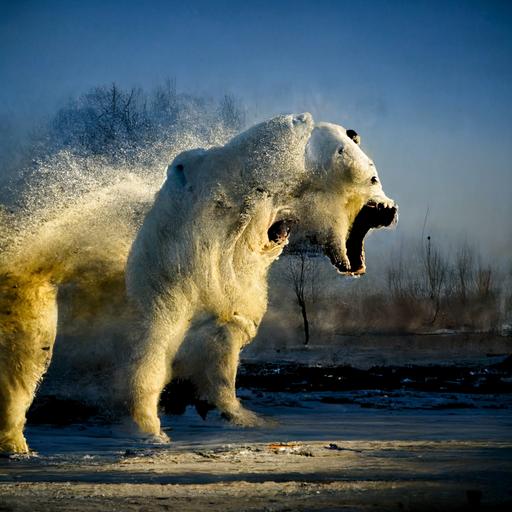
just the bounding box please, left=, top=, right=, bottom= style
left=124, top=114, right=398, bottom=438
left=0, top=113, right=397, bottom=453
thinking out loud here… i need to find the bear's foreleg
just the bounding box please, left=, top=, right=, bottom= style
left=126, top=314, right=190, bottom=440
left=0, top=275, right=58, bottom=454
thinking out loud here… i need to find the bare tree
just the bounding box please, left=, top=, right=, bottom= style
left=218, top=94, right=245, bottom=132
left=454, top=242, right=475, bottom=305
left=387, top=251, right=411, bottom=301
left=475, top=264, right=494, bottom=299
left=286, top=247, right=318, bottom=345
left=423, top=235, right=448, bottom=324
left=151, top=78, right=178, bottom=126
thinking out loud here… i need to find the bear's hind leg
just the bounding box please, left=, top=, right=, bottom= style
left=192, top=317, right=265, bottom=427
left=0, top=275, right=58, bottom=454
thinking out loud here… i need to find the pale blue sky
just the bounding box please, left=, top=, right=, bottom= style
left=1, top=0, right=511, bottom=257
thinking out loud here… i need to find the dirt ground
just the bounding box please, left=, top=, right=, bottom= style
left=1, top=353, right=512, bottom=511
left=2, top=393, right=512, bottom=512
left=1, top=439, right=511, bottom=511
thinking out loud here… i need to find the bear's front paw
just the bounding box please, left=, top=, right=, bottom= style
left=132, top=429, right=171, bottom=445
left=136, top=431, right=171, bottom=446
left=0, top=432, right=30, bottom=455
left=222, top=406, right=270, bottom=428
left=122, top=414, right=171, bottom=444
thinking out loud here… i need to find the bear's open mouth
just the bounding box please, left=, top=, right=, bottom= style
left=267, top=219, right=293, bottom=245
left=326, top=200, right=397, bottom=275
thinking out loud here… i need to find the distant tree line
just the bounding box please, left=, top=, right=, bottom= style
left=384, top=236, right=507, bottom=333
left=283, top=236, right=511, bottom=340
left=280, top=211, right=511, bottom=341
left=0, top=80, right=246, bottom=182
left=46, top=80, right=245, bottom=166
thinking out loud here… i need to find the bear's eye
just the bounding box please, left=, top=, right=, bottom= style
left=337, top=146, right=344, bottom=155
left=371, top=176, right=379, bottom=185
left=346, top=129, right=361, bottom=145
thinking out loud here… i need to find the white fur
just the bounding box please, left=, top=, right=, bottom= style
left=123, top=116, right=396, bottom=437
left=0, top=114, right=396, bottom=452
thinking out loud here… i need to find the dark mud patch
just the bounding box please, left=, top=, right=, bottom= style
left=27, top=357, right=512, bottom=425
left=27, top=396, right=101, bottom=426
left=237, top=357, right=512, bottom=394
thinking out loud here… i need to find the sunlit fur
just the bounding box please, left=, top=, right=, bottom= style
left=300, top=122, right=396, bottom=273
left=0, top=114, right=396, bottom=452
left=124, top=116, right=396, bottom=438
left=0, top=180, right=150, bottom=453
left=124, top=114, right=315, bottom=436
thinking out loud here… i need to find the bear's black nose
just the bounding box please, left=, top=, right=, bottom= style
left=346, top=129, right=360, bottom=145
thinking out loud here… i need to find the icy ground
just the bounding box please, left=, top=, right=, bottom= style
left=1, top=386, right=511, bottom=511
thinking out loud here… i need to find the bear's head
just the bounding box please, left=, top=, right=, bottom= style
left=297, top=122, right=398, bottom=275
left=163, top=113, right=396, bottom=277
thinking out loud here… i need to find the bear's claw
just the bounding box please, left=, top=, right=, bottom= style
left=222, top=407, right=270, bottom=428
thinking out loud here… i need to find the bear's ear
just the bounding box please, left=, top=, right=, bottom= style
left=346, top=129, right=361, bottom=145
left=166, top=148, right=207, bottom=181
